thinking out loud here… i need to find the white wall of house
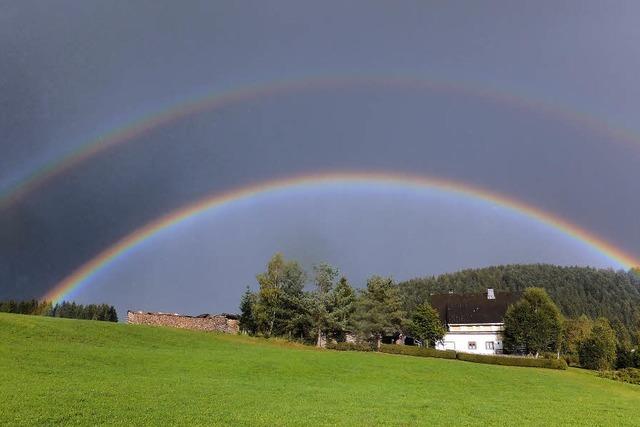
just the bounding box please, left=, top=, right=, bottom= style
left=435, top=323, right=504, bottom=354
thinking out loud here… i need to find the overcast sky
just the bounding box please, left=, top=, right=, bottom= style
left=1, top=1, right=639, bottom=315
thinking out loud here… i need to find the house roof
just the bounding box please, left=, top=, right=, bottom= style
left=429, top=291, right=519, bottom=325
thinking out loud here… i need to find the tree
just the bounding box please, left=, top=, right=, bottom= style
left=579, top=317, right=617, bottom=370
left=409, top=302, right=445, bottom=348
left=612, top=319, right=634, bottom=369
left=254, top=253, right=308, bottom=338
left=238, top=287, right=258, bottom=335
left=329, top=276, right=356, bottom=342
left=503, top=287, right=563, bottom=357
left=561, top=315, right=593, bottom=356
left=276, top=258, right=310, bottom=339
left=310, top=263, right=339, bottom=347
left=254, top=253, right=286, bottom=337
left=353, top=275, right=405, bottom=349
left=397, top=264, right=640, bottom=337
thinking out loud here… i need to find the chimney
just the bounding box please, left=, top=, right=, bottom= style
left=487, top=288, right=495, bottom=300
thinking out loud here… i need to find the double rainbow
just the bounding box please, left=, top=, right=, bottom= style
left=0, top=74, right=635, bottom=302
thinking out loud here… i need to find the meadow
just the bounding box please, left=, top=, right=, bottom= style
left=1, top=313, right=639, bottom=426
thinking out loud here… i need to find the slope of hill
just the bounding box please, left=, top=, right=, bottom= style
left=1, top=313, right=639, bottom=425
left=399, top=264, right=640, bottom=329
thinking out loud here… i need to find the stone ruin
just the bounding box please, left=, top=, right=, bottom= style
left=127, top=310, right=240, bottom=334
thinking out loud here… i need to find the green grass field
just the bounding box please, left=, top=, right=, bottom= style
left=1, top=313, right=639, bottom=426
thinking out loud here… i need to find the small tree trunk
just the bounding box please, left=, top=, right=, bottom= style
left=268, top=313, right=275, bottom=337
left=377, top=334, right=382, bottom=350
left=316, top=327, right=323, bottom=348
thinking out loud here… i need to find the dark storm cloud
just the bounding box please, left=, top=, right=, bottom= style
left=2, top=85, right=638, bottom=300
left=1, top=1, right=639, bottom=304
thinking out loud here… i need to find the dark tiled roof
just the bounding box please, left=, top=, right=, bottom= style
left=429, top=291, right=520, bottom=325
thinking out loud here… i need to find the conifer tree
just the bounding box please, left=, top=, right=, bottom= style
left=353, top=275, right=405, bottom=349
left=329, top=276, right=357, bottom=342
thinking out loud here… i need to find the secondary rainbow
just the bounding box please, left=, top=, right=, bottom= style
left=3, top=75, right=640, bottom=209
left=43, top=171, right=640, bottom=303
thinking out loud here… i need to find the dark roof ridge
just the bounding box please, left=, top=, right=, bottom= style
left=429, top=291, right=520, bottom=325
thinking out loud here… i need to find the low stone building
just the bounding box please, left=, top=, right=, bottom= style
left=127, top=310, right=239, bottom=334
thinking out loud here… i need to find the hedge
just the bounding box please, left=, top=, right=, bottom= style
left=598, top=368, right=640, bottom=385
left=326, top=342, right=376, bottom=352
left=380, top=344, right=567, bottom=369
left=379, top=344, right=457, bottom=359
left=456, top=352, right=568, bottom=370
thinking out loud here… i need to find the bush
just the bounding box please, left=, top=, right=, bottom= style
left=326, top=342, right=376, bottom=352
left=456, top=352, right=567, bottom=370
left=615, top=346, right=636, bottom=369
left=579, top=318, right=616, bottom=370
left=563, top=354, right=580, bottom=367
left=379, top=344, right=457, bottom=359
left=540, top=351, right=559, bottom=360
left=598, top=368, right=640, bottom=386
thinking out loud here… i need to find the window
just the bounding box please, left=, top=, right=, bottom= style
left=468, top=341, right=477, bottom=350
left=485, top=341, right=495, bottom=350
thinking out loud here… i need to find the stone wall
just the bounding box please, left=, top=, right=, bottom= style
left=127, top=311, right=239, bottom=334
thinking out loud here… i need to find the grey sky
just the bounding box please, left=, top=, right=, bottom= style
left=1, top=1, right=638, bottom=313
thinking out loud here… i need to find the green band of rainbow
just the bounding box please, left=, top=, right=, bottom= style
left=43, top=171, right=640, bottom=303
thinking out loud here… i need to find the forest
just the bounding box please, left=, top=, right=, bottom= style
left=0, top=299, right=118, bottom=322
left=398, top=264, right=640, bottom=337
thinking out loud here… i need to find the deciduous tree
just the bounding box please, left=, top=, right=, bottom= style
left=409, top=302, right=445, bottom=348
left=503, top=287, right=563, bottom=357
left=579, top=317, right=617, bottom=370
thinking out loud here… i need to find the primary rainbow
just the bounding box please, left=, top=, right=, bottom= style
left=3, top=75, right=640, bottom=209
left=43, top=171, right=640, bottom=303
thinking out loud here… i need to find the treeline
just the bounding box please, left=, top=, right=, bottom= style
left=398, top=264, right=640, bottom=344
left=239, top=254, right=640, bottom=372
left=501, top=287, right=640, bottom=371
left=0, top=299, right=118, bottom=322
left=239, top=253, right=407, bottom=348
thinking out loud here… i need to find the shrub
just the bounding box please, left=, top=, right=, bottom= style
left=456, top=352, right=567, bottom=370
left=326, top=342, right=376, bottom=352
left=615, top=346, right=635, bottom=369
left=379, top=344, right=457, bottom=359
left=540, top=351, right=559, bottom=360
left=598, top=368, right=640, bottom=386
left=563, top=354, right=580, bottom=367
left=579, top=317, right=617, bottom=370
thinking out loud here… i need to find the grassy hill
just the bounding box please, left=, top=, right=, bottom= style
left=1, top=313, right=639, bottom=425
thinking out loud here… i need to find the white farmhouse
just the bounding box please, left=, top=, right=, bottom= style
left=431, top=289, right=519, bottom=355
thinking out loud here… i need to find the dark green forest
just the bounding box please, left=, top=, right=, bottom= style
left=0, top=299, right=118, bottom=322
left=399, top=264, right=640, bottom=333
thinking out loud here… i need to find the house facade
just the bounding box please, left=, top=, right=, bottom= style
left=430, top=289, right=519, bottom=355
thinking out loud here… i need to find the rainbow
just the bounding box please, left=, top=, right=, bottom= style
left=43, top=171, right=640, bottom=303
left=2, top=75, right=640, bottom=209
